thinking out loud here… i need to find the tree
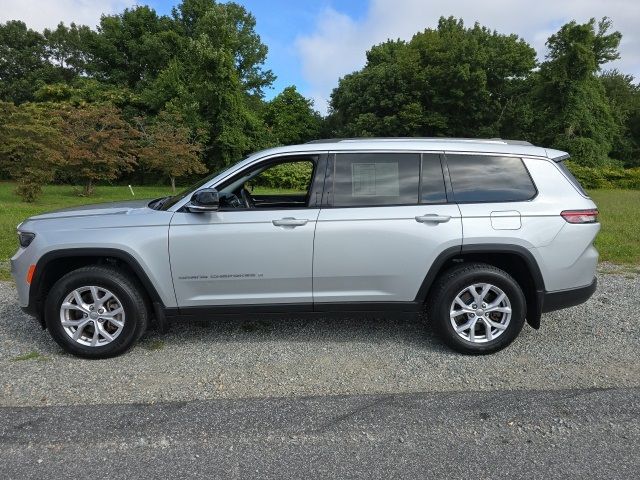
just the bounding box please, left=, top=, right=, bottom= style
left=171, top=0, right=274, bottom=96
left=57, top=104, right=138, bottom=195
left=328, top=17, right=536, bottom=138
left=263, top=86, right=322, bottom=145
left=87, top=6, right=182, bottom=90
left=0, top=21, right=61, bottom=103
left=137, top=110, right=206, bottom=192
left=601, top=70, right=640, bottom=167
left=43, top=22, right=95, bottom=81
left=533, top=18, right=622, bottom=166
left=0, top=102, right=65, bottom=201
left=143, top=0, right=275, bottom=169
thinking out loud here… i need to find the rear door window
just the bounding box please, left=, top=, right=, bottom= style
left=446, top=154, right=536, bottom=202
left=332, top=153, right=420, bottom=206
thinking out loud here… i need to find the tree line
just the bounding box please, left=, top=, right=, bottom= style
left=327, top=16, right=640, bottom=190
left=1, top=1, right=639, bottom=201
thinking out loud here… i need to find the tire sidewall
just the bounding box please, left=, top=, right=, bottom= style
left=434, top=268, right=526, bottom=354
left=45, top=269, right=143, bottom=358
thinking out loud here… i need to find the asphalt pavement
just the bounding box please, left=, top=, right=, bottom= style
left=1, top=387, right=639, bottom=479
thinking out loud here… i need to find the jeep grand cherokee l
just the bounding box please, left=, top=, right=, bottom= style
left=11, top=138, right=599, bottom=358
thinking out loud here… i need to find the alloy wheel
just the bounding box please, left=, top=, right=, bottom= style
left=449, top=283, right=512, bottom=343
left=59, top=286, right=125, bottom=347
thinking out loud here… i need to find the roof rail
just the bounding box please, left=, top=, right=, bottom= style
left=306, top=137, right=533, bottom=146
left=305, top=138, right=345, bottom=144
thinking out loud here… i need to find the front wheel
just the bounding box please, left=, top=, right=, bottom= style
left=427, top=263, right=526, bottom=354
left=45, top=265, right=148, bottom=359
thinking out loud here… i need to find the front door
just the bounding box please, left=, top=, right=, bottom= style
left=169, top=155, right=325, bottom=308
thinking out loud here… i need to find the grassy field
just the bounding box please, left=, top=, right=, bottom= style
left=589, top=190, right=640, bottom=265
left=0, top=183, right=638, bottom=280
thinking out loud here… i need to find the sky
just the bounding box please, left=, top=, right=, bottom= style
left=3, top=0, right=640, bottom=114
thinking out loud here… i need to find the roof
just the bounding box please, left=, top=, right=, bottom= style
left=242, top=137, right=563, bottom=162
left=306, top=137, right=534, bottom=146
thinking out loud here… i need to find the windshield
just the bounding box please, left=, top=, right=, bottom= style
left=157, top=166, right=230, bottom=210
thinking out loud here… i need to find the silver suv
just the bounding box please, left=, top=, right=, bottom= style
left=11, top=138, right=600, bottom=358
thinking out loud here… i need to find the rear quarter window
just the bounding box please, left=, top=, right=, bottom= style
left=557, top=161, right=589, bottom=197
left=446, top=154, right=537, bottom=202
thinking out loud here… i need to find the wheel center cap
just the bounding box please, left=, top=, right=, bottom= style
left=476, top=309, right=484, bottom=316
left=89, top=311, right=99, bottom=320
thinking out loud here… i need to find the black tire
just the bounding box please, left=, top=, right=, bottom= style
left=45, top=265, right=148, bottom=359
left=427, top=262, right=526, bottom=354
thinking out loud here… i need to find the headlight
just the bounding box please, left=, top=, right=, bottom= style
left=18, top=231, right=36, bottom=248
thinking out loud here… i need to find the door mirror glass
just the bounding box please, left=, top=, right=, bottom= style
left=188, top=188, right=219, bottom=212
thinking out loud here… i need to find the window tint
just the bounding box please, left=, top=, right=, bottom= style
left=420, top=154, right=447, bottom=203
left=447, top=155, right=536, bottom=202
left=333, top=153, right=419, bottom=206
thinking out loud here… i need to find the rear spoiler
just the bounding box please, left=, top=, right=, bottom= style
left=552, top=153, right=570, bottom=162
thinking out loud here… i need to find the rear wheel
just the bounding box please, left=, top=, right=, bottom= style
left=45, top=265, right=148, bottom=359
left=428, top=263, right=526, bottom=354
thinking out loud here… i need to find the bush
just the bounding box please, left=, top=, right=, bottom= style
left=15, top=178, right=43, bottom=202
left=566, top=161, right=640, bottom=189
left=556, top=137, right=611, bottom=167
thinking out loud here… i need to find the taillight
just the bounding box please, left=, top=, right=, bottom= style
left=560, top=209, right=598, bottom=224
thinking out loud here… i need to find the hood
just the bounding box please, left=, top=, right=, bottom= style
left=27, top=199, right=154, bottom=221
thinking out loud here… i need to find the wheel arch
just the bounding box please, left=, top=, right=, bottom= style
left=416, top=244, right=545, bottom=329
left=29, top=248, right=164, bottom=326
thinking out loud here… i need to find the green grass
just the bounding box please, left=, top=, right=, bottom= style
left=11, top=350, right=48, bottom=362
left=589, top=190, right=640, bottom=264
left=0, top=184, right=639, bottom=281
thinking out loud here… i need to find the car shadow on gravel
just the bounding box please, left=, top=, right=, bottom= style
left=139, top=311, right=457, bottom=353
left=2, top=300, right=456, bottom=359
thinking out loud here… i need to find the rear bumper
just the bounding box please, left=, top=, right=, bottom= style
left=541, top=277, right=597, bottom=313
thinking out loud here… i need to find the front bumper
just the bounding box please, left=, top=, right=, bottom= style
left=10, top=248, right=34, bottom=308
left=541, top=277, right=597, bottom=313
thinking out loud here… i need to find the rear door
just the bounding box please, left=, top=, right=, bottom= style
left=312, top=151, right=462, bottom=305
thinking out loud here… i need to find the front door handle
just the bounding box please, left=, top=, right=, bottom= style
left=272, top=217, right=309, bottom=227
left=415, top=214, right=451, bottom=224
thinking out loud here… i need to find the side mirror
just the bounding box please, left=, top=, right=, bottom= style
left=188, top=188, right=219, bottom=212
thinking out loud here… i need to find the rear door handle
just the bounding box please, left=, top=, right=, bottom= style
left=415, top=214, right=451, bottom=224
left=272, top=217, right=309, bottom=227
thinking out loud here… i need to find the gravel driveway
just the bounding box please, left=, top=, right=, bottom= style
left=1, top=266, right=639, bottom=407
